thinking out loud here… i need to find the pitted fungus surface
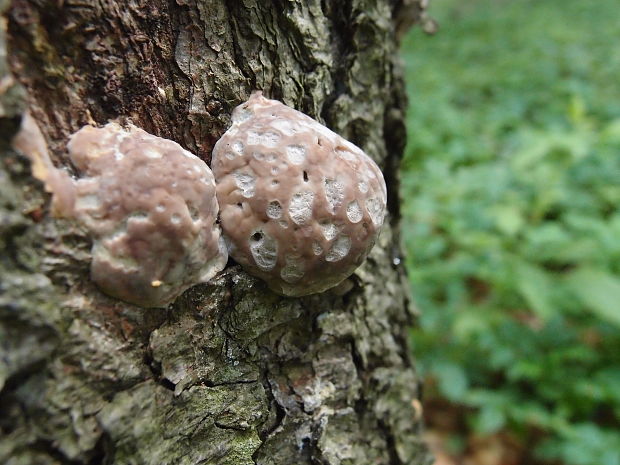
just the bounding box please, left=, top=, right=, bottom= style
left=63, top=123, right=227, bottom=307
left=212, top=92, right=387, bottom=296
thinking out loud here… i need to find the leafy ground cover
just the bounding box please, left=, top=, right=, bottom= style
left=400, top=1, right=620, bottom=464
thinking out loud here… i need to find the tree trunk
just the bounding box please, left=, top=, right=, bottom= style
left=0, top=1, right=431, bottom=464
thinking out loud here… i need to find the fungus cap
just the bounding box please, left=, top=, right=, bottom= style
left=212, top=92, right=387, bottom=296
left=65, top=123, right=227, bottom=307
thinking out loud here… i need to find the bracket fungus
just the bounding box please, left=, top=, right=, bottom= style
left=212, top=92, right=387, bottom=296
left=67, top=123, right=228, bottom=307
left=16, top=118, right=227, bottom=308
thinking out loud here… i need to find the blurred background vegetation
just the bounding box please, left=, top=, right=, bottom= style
left=400, top=0, right=620, bottom=464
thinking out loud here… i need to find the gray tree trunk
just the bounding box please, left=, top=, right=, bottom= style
left=0, top=1, right=431, bottom=464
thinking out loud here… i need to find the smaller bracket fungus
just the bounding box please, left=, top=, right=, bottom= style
left=27, top=122, right=227, bottom=308
left=212, top=91, right=387, bottom=296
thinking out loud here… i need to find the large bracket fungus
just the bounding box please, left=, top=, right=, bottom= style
left=212, top=92, right=387, bottom=296
left=67, top=123, right=227, bottom=307
left=15, top=117, right=227, bottom=308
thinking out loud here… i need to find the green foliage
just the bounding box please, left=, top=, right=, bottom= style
left=400, top=0, right=620, bottom=463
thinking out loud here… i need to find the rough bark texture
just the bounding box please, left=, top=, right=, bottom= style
left=0, top=1, right=431, bottom=464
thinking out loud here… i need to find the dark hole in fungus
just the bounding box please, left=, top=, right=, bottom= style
left=317, top=138, right=323, bottom=146
left=303, top=171, right=309, bottom=182
left=188, top=205, right=200, bottom=221
left=237, top=202, right=243, bottom=209
left=251, top=231, right=263, bottom=242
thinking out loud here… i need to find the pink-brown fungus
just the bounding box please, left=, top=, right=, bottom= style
left=211, top=92, right=387, bottom=296
left=15, top=118, right=227, bottom=307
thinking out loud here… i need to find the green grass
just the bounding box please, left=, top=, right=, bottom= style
left=400, top=1, right=620, bottom=463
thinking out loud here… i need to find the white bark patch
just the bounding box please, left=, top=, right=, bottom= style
left=289, top=191, right=314, bottom=225
left=335, top=147, right=357, bottom=162
left=76, top=194, right=102, bottom=211
left=312, top=242, right=323, bottom=255
left=233, top=171, right=256, bottom=198
left=249, top=231, right=278, bottom=271
left=366, top=197, right=385, bottom=226
left=266, top=200, right=282, bottom=219
left=261, top=131, right=280, bottom=146
left=346, top=200, right=363, bottom=223
left=233, top=107, right=253, bottom=123
left=325, top=236, right=351, bottom=262
left=144, top=148, right=163, bottom=159
left=232, top=140, right=244, bottom=153
left=319, top=221, right=339, bottom=241
left=280, top=255, right=305, bottom=283
left=324, top=178, right=344, bottom=213
left=247, top=130, right=261, bottom=145
left=247, top=130, right=280, bottom=147
left=270, top=119, right=298, bottom=136
left=286, top=144, right=307, bottom=165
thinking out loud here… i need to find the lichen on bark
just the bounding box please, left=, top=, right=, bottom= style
left=1, top=1, right=432, bottom=464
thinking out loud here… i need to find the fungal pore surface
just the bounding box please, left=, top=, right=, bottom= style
left=211, top=91, right=387, bottom=296
left=16, top=119, right=227, bottom=308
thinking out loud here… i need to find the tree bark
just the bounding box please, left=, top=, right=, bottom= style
left=0, top=1, right=431, bottom=464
